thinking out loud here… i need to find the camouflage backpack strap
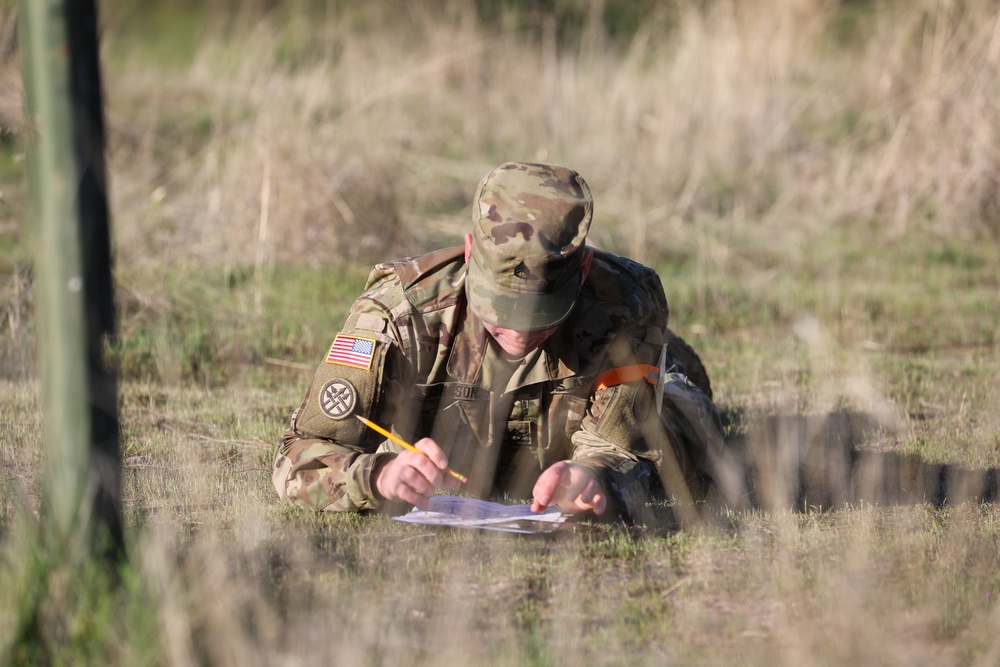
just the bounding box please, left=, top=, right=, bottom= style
left=606, top=254, right=712, bottom=400
left=665, top=328, right=713, bottom=400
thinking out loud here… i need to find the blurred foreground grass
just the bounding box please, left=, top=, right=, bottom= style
left=3, top=222, right=999, bottom=666
left=1, top=0, right=1000, bottom=665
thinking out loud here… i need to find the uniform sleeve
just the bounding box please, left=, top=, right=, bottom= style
left=569, top=429, right=657, bottom=519
left=272, top=428, right=391, bottom=512
left=272, top=281, right=411, bottom=512
left=562, top=257, right=730, bottom=519
left=568, top=322, right=728, bottom=520
left=560, top=332, right=660, bottom=518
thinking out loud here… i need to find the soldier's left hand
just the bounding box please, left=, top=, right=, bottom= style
left=531, top=461, right=607, bottom=516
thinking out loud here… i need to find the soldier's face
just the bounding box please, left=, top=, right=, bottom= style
left=482, top=322, right=559, bottom=358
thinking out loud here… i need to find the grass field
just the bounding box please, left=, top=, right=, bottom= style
left=2, top=0, right=1000, bottom=664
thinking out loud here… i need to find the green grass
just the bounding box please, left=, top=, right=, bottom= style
left=111, top=262, right=369, bottom=385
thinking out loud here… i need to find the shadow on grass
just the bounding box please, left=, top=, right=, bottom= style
left=717, top=408, right=998, bottom=514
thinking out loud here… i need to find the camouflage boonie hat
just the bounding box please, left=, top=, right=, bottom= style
left=466, top=162, right=593, bottom=332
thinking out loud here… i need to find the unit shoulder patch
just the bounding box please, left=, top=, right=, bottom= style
left=319, top=379, right=358, bottom=420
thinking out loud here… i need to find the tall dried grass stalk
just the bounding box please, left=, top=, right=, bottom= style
left=93, top=0, right=1000, bottom=273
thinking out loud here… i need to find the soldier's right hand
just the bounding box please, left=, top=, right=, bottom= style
left=374, top=437, right=461, bottom=507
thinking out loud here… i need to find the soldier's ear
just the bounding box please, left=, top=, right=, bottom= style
left=581, top=248, right=594, bottom=283
left=464, top=233, right=473, bottom=263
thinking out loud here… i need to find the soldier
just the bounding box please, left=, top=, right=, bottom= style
left=272, top=162, right=735, bottom=520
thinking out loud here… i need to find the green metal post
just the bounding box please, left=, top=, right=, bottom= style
left=20, top=0, right=124, bottom=562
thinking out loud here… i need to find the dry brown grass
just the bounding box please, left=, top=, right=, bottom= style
left=95, top=0, right=1000, bottom=274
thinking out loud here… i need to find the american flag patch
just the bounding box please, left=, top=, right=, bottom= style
left=325, top=335, right=377, bottom=370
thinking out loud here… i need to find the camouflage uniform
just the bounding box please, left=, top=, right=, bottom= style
left=272, top=163, right=728, bottom=519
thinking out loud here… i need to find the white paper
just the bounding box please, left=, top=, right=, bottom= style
left=392, top=495, right=568, bottom=534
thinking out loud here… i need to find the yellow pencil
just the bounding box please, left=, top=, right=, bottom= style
left=355, top=415, right=468, bottom=484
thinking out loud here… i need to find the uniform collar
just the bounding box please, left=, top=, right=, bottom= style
left=447, top=300, right=582, bottom=392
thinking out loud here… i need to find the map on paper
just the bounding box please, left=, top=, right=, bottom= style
left=393, top=495, right=568, bottom=534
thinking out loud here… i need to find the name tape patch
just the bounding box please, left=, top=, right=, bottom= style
left=416, top=383, right=486, bottom=402
left=326, top=334, right=377, bottom=370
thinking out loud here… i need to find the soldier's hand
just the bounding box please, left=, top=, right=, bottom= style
left=374, top=437, right=461, bottom=507
left=531, top=461, right=607, bottom=516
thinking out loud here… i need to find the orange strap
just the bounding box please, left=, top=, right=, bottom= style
left=593, top=364, right=659, bottom=391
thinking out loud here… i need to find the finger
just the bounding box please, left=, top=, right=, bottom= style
left=550, top=466, right=607, bottom=516
left=531, top=462, right=569, bottom=511
left=579, top=478, right=603, bottom=505
left=533, top=464, right=568, bottom=507
left=397, top=451, right=447, bottom=488
left=395, top=483, right=432, bottom=508
left=551, top=472, right=591, bottom=508
left=576, top=480, right=606, bottom=514
left=412, top=437, right=450, bottom=470
left=378, top=466, right=430, bottom=505
left=398, top=463, right=438, bottom=497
